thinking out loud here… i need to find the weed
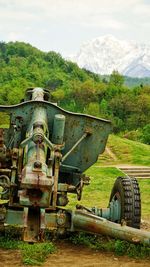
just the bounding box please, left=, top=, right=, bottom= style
left=67, top=165, right=150, bottom=217
left=114, top=240, right=128, bottom=256
left=0, top=235, right=56, bottom=266
left=69, top=232, right=150, bottom=259
left=99, top=134, right=150, bottom=166
left=0, top=236, right=21, bottom=249
left=20, top=242, right=56, bottom=266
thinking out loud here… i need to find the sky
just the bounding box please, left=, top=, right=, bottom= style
left=0, top=0, right=150, bottom=56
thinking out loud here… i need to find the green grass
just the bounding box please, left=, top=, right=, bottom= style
left=69, top=232, right=150, bottom=259
left=67, top=166, right=150, bottom=218
left=139, top=179, right=150, bottom=218
left=67, top=166, right=123, bottom=209
left=99, top=134, right=150, bottom=166
left=73, top=134, right=150, bottom=218
left=20, top=242, right=56, bottom=265
left=0, top=236, right=56, bottom=266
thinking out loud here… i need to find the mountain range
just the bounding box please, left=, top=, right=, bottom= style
left=68, top=35, right=150, bottom=78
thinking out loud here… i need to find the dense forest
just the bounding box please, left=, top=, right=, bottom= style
left=0, top=41, right=150, bottom=144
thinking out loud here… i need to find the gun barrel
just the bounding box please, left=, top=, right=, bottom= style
left=72, top=210, right=150, bottom=245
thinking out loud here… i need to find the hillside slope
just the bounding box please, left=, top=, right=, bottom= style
left=99, top=134, right=150, bottom=166
left=67, top=135, right=150, bottom=217
left=0, top=41, right=150, bottom=137
left=0, top=41, right=100, bottom=105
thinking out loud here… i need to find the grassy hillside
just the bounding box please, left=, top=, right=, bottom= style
left=0, top=41, right=100, bottom=106
left=68, top=135, right=150, bottom=219
left=68, top=166, right=150, bottom=218
left=124, top=76, right=150, bottom=87
left=0, top=41, right=150, bottom=137
left=98, top=134, right=150, bottom=166
left=101, top=74, right=150, bottom=87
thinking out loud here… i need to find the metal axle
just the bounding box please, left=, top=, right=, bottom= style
left=72, top=210, right=150, bottom=245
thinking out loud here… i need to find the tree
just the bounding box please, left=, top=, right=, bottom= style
left=109, top=93, right=134, bottom=124
left=84, top=102, right=99, bottom=117
left=99, top=99, right=109, bottom=117
left=72, top=79, right=97, bottom=110
left=109, top=70, right=124, bottom=87
left=51, top=89, right=65, bottom=104
left=0, top=41, right=150, bottom=136
left=141, top=124, right=150, bottom=144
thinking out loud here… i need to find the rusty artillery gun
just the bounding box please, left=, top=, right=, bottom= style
left=0, top=87, right=149, bottom=244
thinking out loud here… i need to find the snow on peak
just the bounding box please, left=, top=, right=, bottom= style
left=68, top=35, right=150, bottom=78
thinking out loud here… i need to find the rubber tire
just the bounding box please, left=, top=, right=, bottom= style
left=109, top=176, right=141, bottom=229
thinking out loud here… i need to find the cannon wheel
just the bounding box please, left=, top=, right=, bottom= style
left=109, top=176, right=141, bottom=229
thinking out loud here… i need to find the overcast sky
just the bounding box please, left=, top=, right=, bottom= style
left=0, top=0, right=150, bottom=56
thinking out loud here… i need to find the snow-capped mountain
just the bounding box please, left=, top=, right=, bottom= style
left=68, top=35, right=150, bottom=78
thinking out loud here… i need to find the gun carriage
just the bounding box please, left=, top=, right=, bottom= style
left=0, top=87, right=149, bottom=245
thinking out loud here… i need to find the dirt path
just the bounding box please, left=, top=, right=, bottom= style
left=44, top=241, right=150, bottom=267
left=0, top=220, right=150, bottom=267
left=0, top=240, right=149, bottom=267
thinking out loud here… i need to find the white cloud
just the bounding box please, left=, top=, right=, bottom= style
left=0, top=0, right=146, bottom=29
left=7, top=31, right=25, bottom=41
left=81, top=15, right=125, bottom=30
left=0, top=0, right=144, bottom=20
left=133, top=3, right=150, bottom=15
left=0, top=0, right=149, bottom=54
left=0, top=10, right=36, bottom=21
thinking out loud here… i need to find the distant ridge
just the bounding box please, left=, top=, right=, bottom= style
left=68, top=35, right=150, bottom=78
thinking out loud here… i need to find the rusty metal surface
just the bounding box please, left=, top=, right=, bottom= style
left=72, top=210, right=150, bottom=245
left=0, top=88, right=113, bottom=242
left=0, top=100, right=111, bottom=172
left=0, top=129, right=4, bottom=148
left=52, top=155, right=61, bottom=208
left=23, top=207, right=40, bottom=242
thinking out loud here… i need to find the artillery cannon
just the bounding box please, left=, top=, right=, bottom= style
left=0, top=87, right=149, bottom=245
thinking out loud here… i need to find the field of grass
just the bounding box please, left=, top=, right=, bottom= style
left=67, top=166, right=150, bottom=218
left=0, top=236, right=56, bottom=265
left=98, top=134, right=150, bottom=166
left=70, top=232, right=150, bottom=259
left=68, top=135, right=150, bottom=219
left=68, top=167, right=123, bottom=208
